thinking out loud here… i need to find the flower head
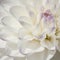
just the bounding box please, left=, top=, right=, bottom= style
left=0, top=0, right=60, bottom=60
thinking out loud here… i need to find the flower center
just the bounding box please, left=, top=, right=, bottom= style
left=45, top=34, right=52, bottom=41
left=44, top=12, right=51, bottom=17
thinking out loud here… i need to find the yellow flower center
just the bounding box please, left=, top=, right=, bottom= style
left=45, top=34, right=52, bottom=41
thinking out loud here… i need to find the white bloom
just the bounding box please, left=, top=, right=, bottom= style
left=0, top=0, right=60, bottom=60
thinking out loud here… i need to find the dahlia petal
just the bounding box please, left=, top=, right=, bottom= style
left=19, top=0, right=34, bottom=6
left=0, top=48, right=10, bottom=57
left=0, top=56, right=14, bottom=60
left=1, top=16, right=22, bottom=32
left=0, top=39, right=7, bottom=48
left=0, top=6, right=8, bottom=20
left=25, top=5, right=37, bottom=25
left=10, top=6, right=29, bottom=19
left=20, top=40, right=40, bottom=50
left=19, top=28, right=33, bottom=40
left=55, top=1, right=60, bottom=16
left=19, top=16, right=33, bottom=29
left=0, top=27, right=20, bottom=43
left=0, top=0, right=21, bottom=11
left=27, top=49, right=56, bottom=60
left=34, top=0, right=43, bottom=11
left=9, top=49, right=25, bottom=57
left=41, top=15, right=55, bottom=33
left=43, top=0, right=58, bottom=10
left=7, top=41, right=19, bottom=50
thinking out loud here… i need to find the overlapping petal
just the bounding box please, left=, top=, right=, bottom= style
left=26, top=49, right=56, bottom=60
left=0, top=0, right=60, bottom=60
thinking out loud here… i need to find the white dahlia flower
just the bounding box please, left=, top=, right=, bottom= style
left=0, top=0, right=60, bottom=60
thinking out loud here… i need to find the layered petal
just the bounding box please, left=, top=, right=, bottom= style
left=43, top=0, right=58, bottom=10
left=0, top=48, right=10, bottom=58
left=10, top=6, right=29, bottom=19
left=19, top=39, right=44, bottom=55
left=0, top=39, right=7, bottom=48
left=0, top=56, right=14, bottom=60
left=0, top=27, right=20, bottom=43
left=26, top=49, right=56, bottom=60
left=1, top=16, right=22, bottom=32
left=41, top=33, right=57, bottom=50
left=18, top=28, right=34, bottom=40
left=19, top=16, right=33, bottom=29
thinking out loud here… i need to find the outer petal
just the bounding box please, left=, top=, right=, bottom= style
left=19, top=16, right=33, bottom=29
left=1, top=16, right=22, bottom=32
left=10, top=6, right=29, bottom=19
left=0, top=28, right=20, bottom=50
left=18, top=28, right=34, bottom=40
left=8, top=49, right=26, bottom=60
left=19, top=0, right=34, bottom=6
left=0, top=56, right=14, bottom=60
left=19, top=39, right=44, bottom=55
left=0, top=48, right=10, bottom=58
left=0, top=0, right=22, bottom=11
left=26, top=49, right=56, bottom=60
left=43, top=0, right=59, bottom=10
left=0, top=6, right=7, bottom=21
left=0, top=27, right=20, bottom=43
left=6, top=41, right=19, bottom=50
left=0, top=39, right=7, bottom=48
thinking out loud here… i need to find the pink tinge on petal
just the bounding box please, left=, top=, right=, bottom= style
left=42, top=10, right=54, bottom=22
left=41, top=9, right=55, bottom=33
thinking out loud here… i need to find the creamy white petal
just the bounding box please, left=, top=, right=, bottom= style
left=1, top=16, right=22, bottom=32
left=19, top=39, right=43, bottom=55
left=0, top=48, right=10, bottom=57
left=55, top=0, right=60, bottom=16
left=26, top=49, right=56, bottom=60
left=34, top=0, right=43, bottom=12
left=32, top=23, right=46, bottom=39
left=0, top=39, right=7, bottom=48
left=10, top=6, right=29, bottom=19
left=43, top=0, right=59, bottom=10
left=19, top=0, right=34, bottom=6
left=25, top=5, right=37, bottom=25
left=46, top=49, right=56, bottom=60
left=0, top=6, right=8, bottom=21
left=18, top=28, right=33, bottom=40
left=0, top=56, right=14, bottom=60
left=19, top=16, right=33, bottom=29
left=6, top=41, right=19, bottom=50
left=56, top=16, right=60, bottom=28
left=9, top=49, right=25, bottom=57
left=0, top=27, right=20, bottom=44
left=20, top=0, right=42, bottom=25
left=0, top=0, right=22, bottom=11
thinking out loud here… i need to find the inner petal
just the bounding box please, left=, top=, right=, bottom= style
left=22, top=39, right=40, bottom=49
left=41, top=9, right=55, bottom=32
left=20, top=39, right=40, bottom=54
